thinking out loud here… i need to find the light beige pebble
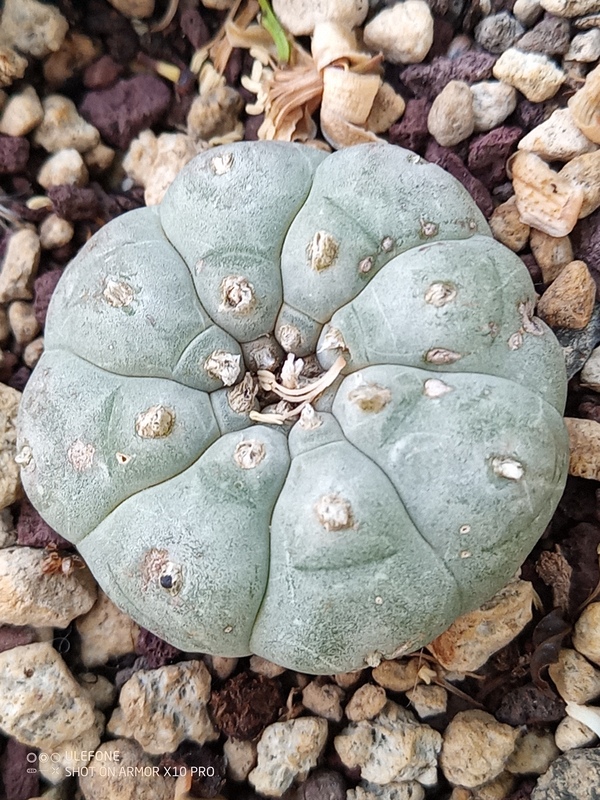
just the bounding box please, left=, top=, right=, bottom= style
left=224, top=737, right=258, bottom=782
left=39, top=214, right=74, bottom=250
left=186, top=84, right=243, bottom=142
left=490, top=196, right=530, bottom=252
left=107, top=0, right=155, bottom=18
left=440, top=710, right=519, bottom=788
left=493, top=48, right=565, bottom=102
left=346, top=683, right=388, bottom=721
left=39, top=709, right=104, bottom=784
left=505, top=730, right=560, bottom=775
left=23, top=336, right=44, bottom=369
left=108, top=660, right=218, bottom=754
left=83, top=142, right=115, bottom=174
left=468, top=772, right=515, bottom=800
left=128, top=132, right=201, bottom=205
left=0, top=44, right=27, bottom=89
left=79, top=739, right=174, bottom=800
left=335, top=701, right=441, bottom=786
left=581, top=346, right=600, bottom=390
left=0, top=85, right=43, bottom=136
left=33, top=95, right=100, bottom=153
left=43, top=32, right=100, bottom=90
left=471, top=81, right=517, bottom=132
left=0, top=642, right=95, bottom=750
left=554, top=714, right=598, bottom=750
left=0, top=545, right=96, bottom=627
left=364, top=0, right=434, bottom=64
left=205, top=655, right=239, bottom=680
left=0, top=508, right=16, bottom=548
left=0, top=227, right=40, bottom=303
left=76, top=591, right=139, bottom=668
left=511, top=150, right=584, bottom=237
left=0, top=307, right=9, bottom=343
left=77, top=672, right=118, bottom=711
left=8, top=301, right=40, bottom=347
left=272, top=0, right=368, bottom=36
left=38, top=149, right=89, bottom=189
left=573, top=602, right=600, bottom=665
left=560, top=151, right=600, bottom=218
left=513, top=0, right=544, bottom=24
left=347, top=782, right=426, bottom=800
left=429, top=579, right=534, bottom=672
left=530, top=229, right=573, bottom=283
left=536, top=259, right=596, bottom=329
left=372, top=657, right=421, bottom=692
left=548, top=648, right=600, bottom=703
left=406, top=684, right=448, bottom=718
left=564, top=418, right=600, bottom=480
left=569, top=63, right=600, bottom=144
left=302, top=680, right=345, bottom=722
left=249, top=717, right=328, bottom=797
left=518, top=108, right=598, bottom=161
left=1, top=0, right=69, bottom=57
left=250, top=654, right=286, bottom=677
left=541, top=0, right=600, bottom=15
left=334, top=670, right=364, bottom=688
left=428, top=81, right=474, bottom=146
left=0, top=384, right=22, bottom=510
left=566, top=29, right=600, bottom=60
left=368, top=82, right=406, bottom=134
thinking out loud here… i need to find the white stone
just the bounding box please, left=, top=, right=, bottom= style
left=513, top=0, right=544, bottom=25
left=1, top=0, right=69, bottom=57
left=573, top=602, right=600, bottom=666
left=335, top=701, right=441, bottom=786
left=566, top=29, right=600, bottom=61
left=0, top=508, right=16, bottom=548
left=0, top=545, right=97, bottom=627
left=123, top=131, right=201, bottom=206
left=549, top=648, right=600, bottom=703
left=505, top=730, right=560, bottom=775
left=406, top=684, right=448, bottom=718
left=440, top=710, right=519, bottom=788
left=518, top=108, right=598, bottom=160
left=347, top=782, right=426, bottom=800
left=0, top=85, right=43, bottom=136
left=272, top=0, right=368, bottom=35
left=38, top=149, right=89, bottom=189
left=302, top=680, right=345, bottom=722
left=493, top=48, right=566, bottom=102
left=364, top=1, right=434, bottom=64
left=39, top=214, right=74, bottom=249
left=346, top=683, right=388, bottom=722
left=540, top=0, right=600, bottom=15
left=84, top=143, right=115, bottom=174
left=39, top=710, right=105, bottom=784
left=76, top=591, right=139, bottom=668
left=23, top=336, right=44, bottom=369
left=0, top=227, right=40, bottom=303
left=0, top=642, right=95, bottom=749
left=471, top=81, right=517, bottom=132
left=8, top=300, right=40, bottom=347
left=0, top=384, right=21, bottom=511
left=108, top=660, right=218, bottom=754
left=106, top=0, right=155, bottom=18
left=224, top=737, right=257, bottom=782
left=554, top=715, right=598, bottom=750
left=428, top=80, right=474, bottom=146
left=77, top=672, right=118, bottom=710
left=249, top=717, right=328, bottom=797
left=79, top=739, right=174, bottom=800
left=33, top=95, right=99, bottom=153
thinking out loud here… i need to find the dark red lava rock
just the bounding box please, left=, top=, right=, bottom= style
left=0, top=739, right=39, bottom=800
left=296, top=770, right=347, bottom=800
left=180, top=7, right=211, bottom=49
left=388, top=98, right=431, bottom=154
left=516, top=13, right=571, bottom=55
left=468, top=125, right=523, bottom=188
left=573, top=209, right=600, bottom=292
left=17, top=498, right=71, bottom=548
left=0, top=136, right=30, bottom=175
left=135, top=628, right=181, bottom=669
left=48, top=185, right=101, bottom=221
left=425, top=140, right=494, bottom=217
left=210, top=672, right=284, bottom=740
left=33, top=268, right=63, bottom=327
left=8, top=367, right=31, bottom=391
left=84, top=0, right=139, bottom=64
left=0, top=351, right=18, bottom=384
left=0, top=624, right=38, bottom=653
left=401, top=52, right=496, bottom=100
left=162, top=744, right=226, bottom=798
left=83, top=54, right=124, bottom=90
left=521, top=253, right=543, bottom=285
left=80, top=74, right=172, bottom=150
left=496, top=682, right=566, bottom=725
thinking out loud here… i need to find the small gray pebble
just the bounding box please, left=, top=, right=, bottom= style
left=475, top=12, right=525, bottom=54
left=532, top=748, right=600, bottom=799
left=554, top=303, right=600, bottom=378
left=517, top=14, right=571, bottom=55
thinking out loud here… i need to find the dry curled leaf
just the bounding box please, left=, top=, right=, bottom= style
left=529, top=609, right=571, bottom=697
left=535, top=547, right=573, bottom=613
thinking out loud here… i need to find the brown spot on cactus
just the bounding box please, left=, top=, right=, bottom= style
left=14, top=445, right=34, bottom=470
left=67, top=440, right=95, bottom=471
left=220, top=276, right=255, bottom=315
left=460, top=550, right=472, bottom=559
left=135, top=405, right=175, bottom=438
left=359, top=256, right=374, bottom=274
left=423, top=378, right=453, bottom=398
left=116, top=452, right=132, bottom=465
left=204, top=350, right=241, bottom=386
left=381, top=236, right=394, bottom=252
left=307, top=231, right=339, bottom=271
left=277, top=323, right=302, bottom=353
left=348, top=382, right=392, bottom=413
left=425, top=282, right=457, bottom=307
left=374, top=596, right=384, bottom=605
left=508, top=332, right=523, bottom=351
left=234, top=440, right=266, bottom=470
left=425, top=348, right=463, bottom=365
left=518, top=300, right=544, bottom=336
left=460, top=525, right=471, bottom=534
left=210, top=152, right=234, bottom=175
left=491, top=456, right=524, bottom=481
left=223, top=625, right=233, bottom=633
left=158, top=562, right=183, bottom=594
left=102, top=278, right=135, bottom=308
left=315, top=493, right=354, bottom=532
left=420, top=220, right=439, bottom=238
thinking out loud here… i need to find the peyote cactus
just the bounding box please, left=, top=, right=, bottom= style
left=17, top=142, right=569, bottom=674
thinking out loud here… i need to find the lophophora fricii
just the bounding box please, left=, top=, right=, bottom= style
left=17, top=142, right=569, bottom=674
